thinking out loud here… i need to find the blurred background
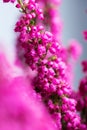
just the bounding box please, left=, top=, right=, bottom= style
left=0, top=0, right=87, bottom=89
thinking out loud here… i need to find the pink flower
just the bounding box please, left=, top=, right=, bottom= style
left=68, top=40, right=82, bottom=60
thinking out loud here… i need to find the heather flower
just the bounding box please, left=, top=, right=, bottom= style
left=13, top=1, right=82, bottom=129
left=68, top=40, right=82, bottom=60
left=3, top=0, right=82, bottom=129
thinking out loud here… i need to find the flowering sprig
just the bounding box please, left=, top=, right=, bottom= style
left=3, top=0, right=83, bottom=129
left=14, top=0, right=82, bottom=129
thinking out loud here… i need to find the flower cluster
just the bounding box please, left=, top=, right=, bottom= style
left=13, top=0, right=82, bottom=129
left=2, top=0, right=86, bottom=129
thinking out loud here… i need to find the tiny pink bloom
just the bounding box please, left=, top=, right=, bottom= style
left=68, top=40, right=82, bottom=60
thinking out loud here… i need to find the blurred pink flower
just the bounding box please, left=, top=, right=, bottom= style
left=0, top=51, right=57, bottom=130
left=68, top=40, right=82, bottom=60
